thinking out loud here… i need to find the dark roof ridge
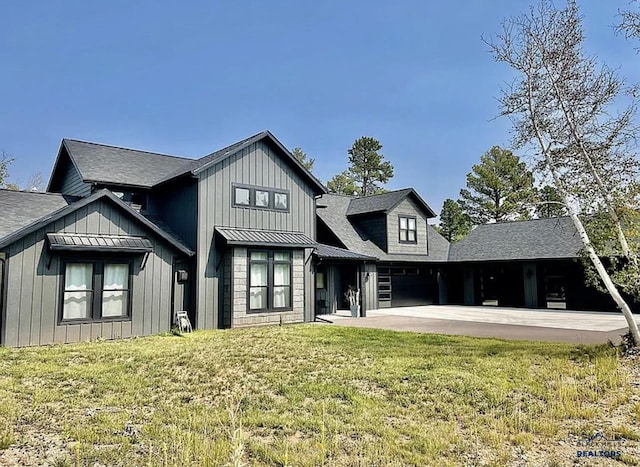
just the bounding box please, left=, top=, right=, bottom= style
left=62, top=138, right=193, bottom=162
left=194, top=130, right=269, bottom=162
left=353, top=187, right=413, bottom=198
left=0, top=188, right=74, bottom=197
left=473, top=216, right=572, bottom=228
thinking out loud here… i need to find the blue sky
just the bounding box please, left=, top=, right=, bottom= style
left=1, top=1, right=637, bottom=214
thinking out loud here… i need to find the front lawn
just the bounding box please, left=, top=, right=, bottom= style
left=0, top=325, right=638, bottom=466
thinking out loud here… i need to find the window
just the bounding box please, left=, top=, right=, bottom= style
left=234, top=187, right=251, bottom=206
left=274, top=192, right=288, bottom=210
left=102, top=264, right=130, bottom=317
left=255, top=190, right=270, bottom=208
left=63, top=263, right=93, bottom=320
left=399, top=216, right=417, bottom=243
left=232, top=184, right=289, bottom=212
left=248, top=250, right=292, bottom=312
left=61, top=260, right=131, bottom=322
left=316, top=272, right=325, bottom=289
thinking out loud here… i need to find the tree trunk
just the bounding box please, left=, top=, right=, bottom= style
left=526, top=80, right=640, bottom=344
left=567, top=209, right=640, bottom=344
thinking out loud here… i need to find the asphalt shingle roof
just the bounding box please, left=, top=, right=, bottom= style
left=345, top=188, right=436, bottom=217
left=317, top=194, right=449, bottom=262
left=0, top=189, right=194, bottom=256
left=61, top=132, right=326, bottom=194
left=63, top=139, right=192, bottom=188
left=449, top=217, right=582, bottom=262
left=0, top=190, right=74, bottom=240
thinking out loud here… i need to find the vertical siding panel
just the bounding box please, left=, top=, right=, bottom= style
left=29, top=239, right=44, bottom=345
left=121, top=319, right=132, bottom=339
left=153, top=254, right=161, bottom=334
left=158, top=250, right=169, bottom=332
left=5, top=243, right=23, bottom=347
left=86, top=204, right=99, bottom=233
left=40, top=253, right=58, bottom=345
left=143, top=252, right=151, bottom=335
left=76, top=206, right=88, bottom=234
left=132, top=257, right=144, bottom=336
left=80, top=323, right=92, bottom=342
left=18, top=235, right=36, bottom=347
left=91, top=322, right=101, bottom=341
left=66, top=323, right=80, bottom=343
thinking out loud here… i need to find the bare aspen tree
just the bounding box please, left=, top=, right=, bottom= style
left=486, top=0, right=640, bottom=344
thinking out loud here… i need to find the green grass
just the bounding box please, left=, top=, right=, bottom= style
left=0, top=325, right=637, bottom=466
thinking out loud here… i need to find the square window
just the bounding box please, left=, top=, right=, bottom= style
left=234, top=187, right=250, bottom=206
left=255, top=190, right=270, bottom=208
left=274, top=192, right=288, bottom=210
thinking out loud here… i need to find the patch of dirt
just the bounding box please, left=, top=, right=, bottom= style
left=0, top=429, right=70, bottom=467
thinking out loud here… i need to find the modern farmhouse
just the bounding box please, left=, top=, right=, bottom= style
left=0, top=131, right=628, bottom=347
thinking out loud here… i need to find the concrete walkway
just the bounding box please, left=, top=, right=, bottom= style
left=316, top=305, right=632, bottom=344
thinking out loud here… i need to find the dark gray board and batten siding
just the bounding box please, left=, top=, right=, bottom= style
left=56, top=151, right=92, bottom=197
left=150, top=180, right=198, bottom=249
left=196, top=140, right=317, bottom=329
left=1, top=199, right=176, bottom=347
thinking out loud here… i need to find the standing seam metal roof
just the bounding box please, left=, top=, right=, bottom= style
left=216, top=227, right=316, bottom=248
left=47, top=233, right=153, bottom=253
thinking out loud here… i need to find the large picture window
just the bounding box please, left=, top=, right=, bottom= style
left=248, top=250, right=292, bottom=312
left=399, top=216, right=417, bottom=243
left=61, top=260, right=131, bottom=322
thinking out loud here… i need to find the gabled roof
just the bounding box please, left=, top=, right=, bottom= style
left=316, top=194, right=449, bottom=262
left=0, top=190, right=77, bottom=239
left=47, top=132, right=327, bottom=195
left=448, top=217, right=582, bottom=262
left=346, top=188, right=436, bottom=218
left=157, top=130, right=327, bottom=194
left=49, top=139, right=192, bottom=189
left=0, top=189, right=194, bottom=256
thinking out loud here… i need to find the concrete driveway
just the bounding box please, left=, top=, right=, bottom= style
left=317, top=305, right=632, bottom=344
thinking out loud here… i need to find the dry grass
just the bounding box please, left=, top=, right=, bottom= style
left=0, top=325, right=638, bottom=466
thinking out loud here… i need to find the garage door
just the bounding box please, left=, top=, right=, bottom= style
left=379, top=267, right=433, bottom=307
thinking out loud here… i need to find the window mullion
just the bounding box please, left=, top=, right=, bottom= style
left=93, top=261, right=102, bottom=320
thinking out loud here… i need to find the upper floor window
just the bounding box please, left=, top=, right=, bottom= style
left=399, top=216, right=417, bottom=243
left=233, top=184, right=289, bottom=212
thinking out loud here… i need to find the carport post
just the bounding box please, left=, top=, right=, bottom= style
left=359, top=263, right=366, bottom=317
